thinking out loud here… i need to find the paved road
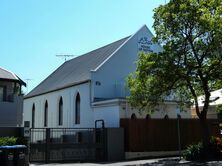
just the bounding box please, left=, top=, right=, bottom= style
left=30, top=157, right=222, bottom=166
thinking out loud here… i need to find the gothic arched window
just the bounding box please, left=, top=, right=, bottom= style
left=44, top=101, right=48, bottom=127
left=32, top=104, right=35, bottom=128
left=58, top=97, right=63, bottom=126
left=75, top=93, right=80, bottom=124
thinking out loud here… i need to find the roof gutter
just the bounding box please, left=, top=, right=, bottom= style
left=0, top=78, right=26, bottom=86
left=24, top=80, right=90, bottom=99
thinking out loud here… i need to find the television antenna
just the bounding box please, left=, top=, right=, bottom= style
left=25, top=78, right=33, bottom=93
left=56, top=54, right=75, bottom=62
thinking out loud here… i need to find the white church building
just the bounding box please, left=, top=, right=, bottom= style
left=23, top=25, right=191, bottom=128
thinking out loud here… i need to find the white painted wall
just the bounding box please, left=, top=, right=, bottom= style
left=93, top=105, right=120, bottom=128
left=23, top=82, right=94, bottom=128
left=119, top=102, right=191, bottom=119
left=91, top=25, right=162, bottom=100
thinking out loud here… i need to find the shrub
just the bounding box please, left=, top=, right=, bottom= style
left=0, top=137, right=27, bottom=146
left=183, top=142, right=204, bottom=161
left=183, top=137, right=222, bottom=161
left=0, top=137, right=17, bottom=146
left=209, top=136, right=222, bottom=157
left=16, top=137, right=28, bottom=146
left=216, top=104, right=222, bottom=114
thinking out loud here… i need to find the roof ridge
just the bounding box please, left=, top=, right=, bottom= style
left=66, top=35, right=131, bottom=63
left=93, top=25, right=148, bottom=71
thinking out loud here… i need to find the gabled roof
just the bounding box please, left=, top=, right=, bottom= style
left=0, top=67, right=26, bottom=86
left=25, top=36, right=131, bottom=98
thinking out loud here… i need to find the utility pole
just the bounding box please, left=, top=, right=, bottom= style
left=56, top=55, right=75, bottom=62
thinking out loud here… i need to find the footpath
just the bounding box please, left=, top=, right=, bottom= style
left=30, top=157, right=222, bottom=166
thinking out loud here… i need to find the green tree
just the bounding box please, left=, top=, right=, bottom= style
left=128, top=0, right=222, bottom=150
left=215, top=80, right=222, bottom=89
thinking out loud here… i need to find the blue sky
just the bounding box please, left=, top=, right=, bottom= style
left=0, top=0, right=166, bottom=93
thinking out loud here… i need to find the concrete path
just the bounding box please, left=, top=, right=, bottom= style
left=30, top=157, right=222, bottom=166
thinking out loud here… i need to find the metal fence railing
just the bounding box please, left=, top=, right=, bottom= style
left=30, top=128, right=106, bottom=163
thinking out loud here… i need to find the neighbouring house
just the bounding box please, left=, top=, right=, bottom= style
left=191, top=88, right=222, bottom=119
left=0, top=67, right=26, bottom=127
left=23, top=25, right=191, bottom=129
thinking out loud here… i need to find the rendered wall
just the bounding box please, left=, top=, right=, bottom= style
left=23, top=82, right=94, bottom=128
left=119, top=102, right=192, bottom=119
left=91, top=26, right=162, bottom=100
left=0, top=95, right=24, bottom=127
left=93, top=105, right=120, bottom=128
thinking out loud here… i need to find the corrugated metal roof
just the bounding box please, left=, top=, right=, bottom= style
left=0, top=67, right=26, bottom=85
left=25, top=36, right=131, bottom=98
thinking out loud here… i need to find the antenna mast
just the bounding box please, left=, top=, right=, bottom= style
left=56, top=54, right=75, bottom=62
left=25, top=78, right=33, bottom=94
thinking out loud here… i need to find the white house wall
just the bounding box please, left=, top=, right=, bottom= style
left=91, top=25, right=162, bottom=100
left=23, top=82, right=94, bottom=128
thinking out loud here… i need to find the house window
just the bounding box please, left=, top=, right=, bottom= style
left=32, top=104, right=35, bottom=128
left=0, top=86, right=6, bottom=102
left=58, top=97, right=63, bottom=126
left=44, top=101, right=48, bottom=127
left=75, top=93, right=80, bottom=124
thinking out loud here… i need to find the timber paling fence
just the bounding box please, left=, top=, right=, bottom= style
left=120, top=119, right=220, bottom=152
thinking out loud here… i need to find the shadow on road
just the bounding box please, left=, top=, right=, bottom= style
left=125, top=158, right=222, bottom=166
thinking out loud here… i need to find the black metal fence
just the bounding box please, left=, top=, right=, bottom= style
left=30, top=128, right=106, bottom=163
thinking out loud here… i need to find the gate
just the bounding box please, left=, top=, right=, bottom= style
left=29, top=128, right=106, bottom=163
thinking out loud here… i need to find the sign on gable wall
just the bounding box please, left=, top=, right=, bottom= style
left=138, top=37, right=153, bottom=53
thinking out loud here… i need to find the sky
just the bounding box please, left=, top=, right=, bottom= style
left=0, top=0, right=166, bottom=94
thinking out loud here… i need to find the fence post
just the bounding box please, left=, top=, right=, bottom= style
left=177, top=116, right=181, bottom=160
left=103, top=128, right=107, bottom=161
left=45, top=128, right=50, bottom=163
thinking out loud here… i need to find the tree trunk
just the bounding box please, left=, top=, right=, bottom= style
left=200, top=117, right=210, bottom=152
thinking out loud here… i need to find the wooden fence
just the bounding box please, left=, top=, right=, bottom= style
left=120, top=119, right=220, bottom=152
